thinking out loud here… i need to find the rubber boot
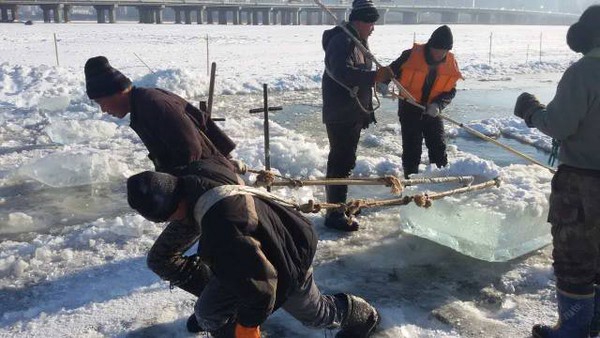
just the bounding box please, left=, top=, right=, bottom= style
left=403, top=166, right=418, bottom=179
left=335, top=294, right=380, bottom=338
left=325, top=209, right=359, bottom=232
left=590, top=285, right=600, bottom=337
left=325, top=185, right=359, bottom=232
left=532, top=289, right=594, bottom=338
left=186, top=313, right=205, bottom=333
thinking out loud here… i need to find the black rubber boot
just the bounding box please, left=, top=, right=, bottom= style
left=186, top=314, right=204, bottom=333
left=325, top=210, right=359, bottom=232
left=325, top=184, right=359, bottom=231
left=335, top=294, right=380, bottom=338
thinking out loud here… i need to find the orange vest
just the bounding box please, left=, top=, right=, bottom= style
left=399, top=44, right=463, bottom=104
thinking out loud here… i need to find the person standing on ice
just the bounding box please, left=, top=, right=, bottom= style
left=126, top=170, right=380, bottom=338
left=380, top=25, right=462, bottom=179
left=321, top=0, right=389, bottom=232
left=513, top=5, right=600, bottom=338
left=84, top=56, right=242, bottom=299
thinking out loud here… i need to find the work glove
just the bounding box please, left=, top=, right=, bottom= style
left=235, top=324, right=260, bottom=338
left=376, top=82, right=389, bottom=96
left=514, top=92, right=545, bottom=127
left=374, top=67, right=392, bottom=83
left=229, top=158, right=247, bottom=174
left=423, top=103, right=440, bottom=117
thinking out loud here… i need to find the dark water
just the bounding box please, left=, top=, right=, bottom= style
left=269, top=80, right=558, bottom=168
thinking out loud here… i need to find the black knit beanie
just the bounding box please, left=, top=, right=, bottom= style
left=127, top=171, right=183, bottom=222
left=85, top=56, right=132, bottom=100
left=567, top=5, right=600, bottom=54
left=349, top=0, right=379, bottom=23
left=428, top=25, right=454, bottom=50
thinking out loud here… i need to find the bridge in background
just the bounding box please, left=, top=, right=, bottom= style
left=0, top=0, right=578, bottom=25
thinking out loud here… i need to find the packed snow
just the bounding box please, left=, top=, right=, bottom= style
left=0, top=21, right=578, bottom=337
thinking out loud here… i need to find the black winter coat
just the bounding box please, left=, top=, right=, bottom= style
left=129, top=87, right=235, bottom=174
left=321, top=24, right=377, bottom=125
left=180, top=174, right=318, bottom=328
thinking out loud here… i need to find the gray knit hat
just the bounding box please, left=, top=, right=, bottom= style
left=349, top=0, right=379, bottom=23
left=127, top=171, right=183, bottom=222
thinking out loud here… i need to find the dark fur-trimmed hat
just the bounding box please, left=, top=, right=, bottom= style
left=567, top=5, right=600, bottom=54
left=84, top=56, right=132, bottom=100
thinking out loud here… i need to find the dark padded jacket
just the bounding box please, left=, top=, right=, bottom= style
left=321, top=24, right=377, bottom=125
left=180, top=175, right=318, bottom=328
left=129, top=87, right=235, bottom=174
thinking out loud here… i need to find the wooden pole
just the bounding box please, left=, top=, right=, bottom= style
left=206, top=34, right=210, bottom=76
left=262, top=84, right=271, bottom=192
left=488, top=32, right=493, bottom=65
left=539, top=31, right=543, bottom=63
left=207, top=62, right=216, bottom=116
left=53, top=33, right=60, bottom=67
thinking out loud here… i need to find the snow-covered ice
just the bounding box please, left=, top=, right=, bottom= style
left=0, top=22, right=578, bottom=337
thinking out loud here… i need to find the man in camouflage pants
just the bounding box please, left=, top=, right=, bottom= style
left=514, top=5, right=600, bottom=337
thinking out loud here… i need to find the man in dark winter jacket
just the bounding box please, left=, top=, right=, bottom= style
left=382, top=25, right=462, bottom=179
left=321, top=0, right=388, bottom=232
left=513, top=5, right=600, bottom=338
left=85, top=56, right=241, bottom=298
left=127, top=170, right=381, bottom=338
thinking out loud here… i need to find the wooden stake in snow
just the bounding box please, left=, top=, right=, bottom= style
left=53, top=33, right=60, bottom=67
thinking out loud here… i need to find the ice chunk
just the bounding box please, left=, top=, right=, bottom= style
left=38, top=96, right=70, bottom=112
left=19, top=152, right=126, bottom=187
left=400, top=165, right=552, bottom=262
left=45, top=119, right=117, bottom=144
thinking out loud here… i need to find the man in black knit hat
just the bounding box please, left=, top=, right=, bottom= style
left=127, top=169, right=380, bottom=337
left=84, top=56, right=242, bottom=299
left=380, top=25, right=463, bottom=179
left=321, top=0, right=388, bottom=232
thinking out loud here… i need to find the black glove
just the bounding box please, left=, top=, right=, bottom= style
left=514, top=92, right=545, bottom=127
left=362, top=112, right=377, bottom=129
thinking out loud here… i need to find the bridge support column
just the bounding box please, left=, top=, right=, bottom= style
left=475, top=12, right=491, bottom=24
left=63, top=5, right=71, bottom=22
left=184, top=9, right=192, bottom=24
left=1, top=5, right=18, bottom=22
left=156, top=7, right=164, bottom=24
left=232, top=8, right=240, bottom=25
left=262, top=10, right=270, bottom=25
left=108, top=5, right=116, bottom=23
left=196, top=8, right=204, bottom=24
left=402, top=11, right=418, bottom=24
left=376, top=8, right=387, bottom=25
left=206, top=9, right=214, bottom=24
left=441, top=11, right=458, bottom=23
left=218, top=9, right=227, bottom=24
left=174, top=9, right=182, bottom=24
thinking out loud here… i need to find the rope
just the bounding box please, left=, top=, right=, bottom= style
left=250, top=171, right=475, bottom=196
left=324, top=66, right=380, bottom=114
left=290, top=177, right=500, bottom=215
